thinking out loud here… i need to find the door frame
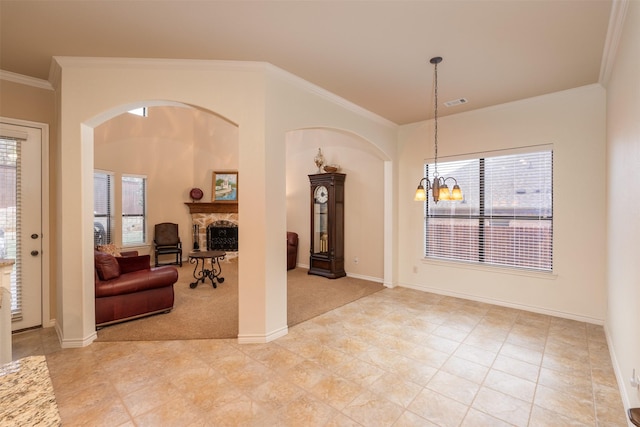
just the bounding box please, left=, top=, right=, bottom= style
left=0, top=117, right=51, bottom=329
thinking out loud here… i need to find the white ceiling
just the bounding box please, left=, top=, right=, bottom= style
left=0, top=0, right=613, bottom=125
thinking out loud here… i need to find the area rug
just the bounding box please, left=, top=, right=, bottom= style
left=0, top=355, right=61, bottom=426
left=95, top=259, right=384, bottom=341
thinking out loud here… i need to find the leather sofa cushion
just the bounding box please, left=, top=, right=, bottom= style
left=95, top=267, right=178, bottom=298
left=116, top=254, right=151, bottom=274
left=95, top=252, right=120, bottom=281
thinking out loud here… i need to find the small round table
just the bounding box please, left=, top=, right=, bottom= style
left=188, top=250, right=226, bottom=289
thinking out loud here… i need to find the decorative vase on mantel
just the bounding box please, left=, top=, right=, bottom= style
left=189, top=188, right=204, bottom=203
left=314, top=148, right=325, bottom=173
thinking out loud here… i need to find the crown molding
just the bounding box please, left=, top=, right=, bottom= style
left=51, top=56, right=262, bottom=73
left=599, top=0, right=629, bottom=85
left=0, top=69, right=53, bottom=91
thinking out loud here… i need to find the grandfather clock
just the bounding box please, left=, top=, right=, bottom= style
left=308, top=173, right=346, bottom=279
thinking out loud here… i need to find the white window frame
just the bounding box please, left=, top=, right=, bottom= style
left=121, top=174, right=147, bottom=246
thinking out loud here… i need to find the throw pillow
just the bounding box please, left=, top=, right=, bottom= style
left=95, top=253, right=121, bottom=281
left=96, top=243, right=121, bottom=257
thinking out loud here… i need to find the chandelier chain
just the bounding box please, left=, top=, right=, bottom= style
left=414, top=55, right=463, bottom=204
left=433, top=59, right=439, bottom=178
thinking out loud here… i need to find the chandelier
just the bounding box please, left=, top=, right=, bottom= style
left=414, top=56, right=463, bottom=203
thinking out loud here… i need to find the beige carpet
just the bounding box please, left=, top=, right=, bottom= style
left=95, top=258, right=384, bottom=341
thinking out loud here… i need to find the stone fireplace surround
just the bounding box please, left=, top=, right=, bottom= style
left=185, top=203, right=238, bottom=258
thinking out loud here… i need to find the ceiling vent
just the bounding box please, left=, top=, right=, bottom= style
left=444, top=98, right=468, bottom=107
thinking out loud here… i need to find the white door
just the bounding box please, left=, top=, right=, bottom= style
left=0, top=121, right=42, bottom=331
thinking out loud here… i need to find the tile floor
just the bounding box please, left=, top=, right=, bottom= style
left=12, top=287, right=628, bottom=426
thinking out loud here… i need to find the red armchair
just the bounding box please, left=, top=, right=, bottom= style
left=94, top=251, right=178, bottom=328
left=287, top=232, right=298, bottom=270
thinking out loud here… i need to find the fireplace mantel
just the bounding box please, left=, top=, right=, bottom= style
left=185, top=202, right=238, bottom=214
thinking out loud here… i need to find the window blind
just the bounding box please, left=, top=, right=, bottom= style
left=122, top=175, right=146, bottom=245
left=424, top=149, right=553, bottom=271
left=0, top=136, right=23, bottom=320
left=93, top=171, right=113, bottom=246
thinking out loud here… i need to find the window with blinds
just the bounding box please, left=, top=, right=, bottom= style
left=0, top=137, right=22, bottom=320
left=122, top=175, right=146, bottom=245
left=424, top=149, right=553, bottom=271
left=93, top=171, right=113, bottom=246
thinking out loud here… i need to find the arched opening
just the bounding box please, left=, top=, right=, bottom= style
left=285, top=127, right=392, bottom=284
left=85, top=100, right=240, bottom=335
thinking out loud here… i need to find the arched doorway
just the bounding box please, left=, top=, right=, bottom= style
left=86, top=101, right=240, bottom=332
left=285, top=127, right=391, bottom=284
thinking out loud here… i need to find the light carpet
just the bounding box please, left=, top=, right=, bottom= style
left=96, top=258, right=384, bottom=341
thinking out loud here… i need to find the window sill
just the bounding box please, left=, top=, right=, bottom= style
left=419, top=257, right=557, bottom=280
left=121, top=243, right=151, bottom=250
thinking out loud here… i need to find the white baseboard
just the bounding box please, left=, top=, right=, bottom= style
left=294, top=263, right=383, bottom=284
left=604, top=323, right=634, bottom=425
left=42, top=318, right=56, bottom=329
left=55, top=322, right=97, bottom=348
left=346, top=271, right=383, bottom=283
left=400, top=282, right=605, bottom=325
left=237, top=325, right=288, bottom=344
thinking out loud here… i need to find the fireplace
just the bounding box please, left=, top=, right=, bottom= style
left=185, top=203, right=238, bottom=255
left=207, top=220, right=238, bottom=251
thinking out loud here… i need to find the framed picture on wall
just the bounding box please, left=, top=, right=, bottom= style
left=212, top=171, right=238, bottom=202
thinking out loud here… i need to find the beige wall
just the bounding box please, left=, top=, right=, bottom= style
left=94, top=105, right=238, bottom=254
left=398, top=84, right=607, bottom=322
left=0, top=79, right=57, bottom=324
left=605, top=0, right=640, bottom=411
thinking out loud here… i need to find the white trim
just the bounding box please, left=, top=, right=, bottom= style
left=237, top=325, right=288, bottom=344
left=0, top=128, right=28, bottom=140
left=345, top=272, right=383, bottom=284
left=604, top=323, right=632, bottom=420
left=400, top=281, right=605, bottom=325
left=292, top=263, right=384, bottom=285
left=40, top=123, right=51, bottom=332
left=55, top=318, right=97, bottom=348
left=60, top=331, right=97, bottom=348
left=0, top=278, right=12, bottom=364
left=0, top=117, right=51, bottom=333
left=0, top=70, right=53, bottom=91
left=383, top=161, right=394, bottom=289
left=42, top=318, right=56, bottom=329
left=599, top=0, right=630, bottom=85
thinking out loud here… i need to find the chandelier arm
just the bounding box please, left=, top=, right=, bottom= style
left=442, top=176, right=458, bottom=185
left=418, top=177, right=432, bottom=189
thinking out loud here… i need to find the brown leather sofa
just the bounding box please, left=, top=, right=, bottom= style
left=287, top=232, right=298, bottom=270
left=94, top=250, right=178, bottom=328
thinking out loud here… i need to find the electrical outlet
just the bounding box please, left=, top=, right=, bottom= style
left=630, top=369, right=640, bottom=389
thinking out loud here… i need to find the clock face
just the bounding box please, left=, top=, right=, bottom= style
left=314, top=185, right=328, bottom=203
